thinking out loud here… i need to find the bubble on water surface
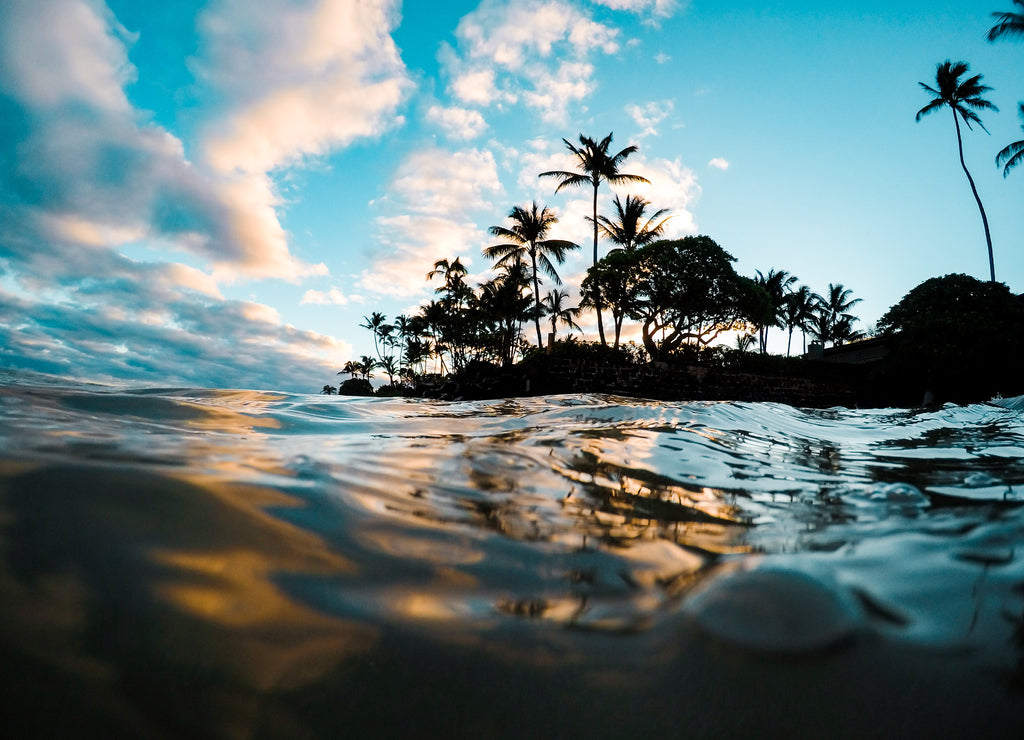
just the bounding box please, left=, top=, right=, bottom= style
left=681, top=560, right=864, bottom=654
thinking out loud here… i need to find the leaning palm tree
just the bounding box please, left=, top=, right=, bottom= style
left=997, top=103, right=1024, bottom=177
left=540, top=133, right=649, bottom=345
left=988, top=1, right=1024, bottom=41
left=916, top=60, right=999, bottom=282
left=484, top=202, right=580, bottom=348
left=595, top=194, right=671, bottom=251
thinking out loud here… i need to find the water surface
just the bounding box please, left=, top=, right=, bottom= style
left=2, top=374, right=1024, bottom=737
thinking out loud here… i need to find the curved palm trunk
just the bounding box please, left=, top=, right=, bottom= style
left=530, top=250, right=543, bottom=348
left=952, top=111, right=996, bottom=282
left=591, top=181, right=607, bottom=346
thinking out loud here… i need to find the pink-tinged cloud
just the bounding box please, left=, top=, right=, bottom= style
left=198, top=0, right=411, bottom=175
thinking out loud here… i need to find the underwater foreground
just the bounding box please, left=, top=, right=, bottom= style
left=2, top=374, right=1024, bottom=738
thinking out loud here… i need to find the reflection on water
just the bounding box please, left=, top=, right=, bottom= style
left=2, top=378, right=1024, bottom=736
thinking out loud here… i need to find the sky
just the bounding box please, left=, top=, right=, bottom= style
left=1, top=0, right=1022, bottom=393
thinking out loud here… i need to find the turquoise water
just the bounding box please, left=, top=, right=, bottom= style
left=2, top=373, right=1024, bottom=737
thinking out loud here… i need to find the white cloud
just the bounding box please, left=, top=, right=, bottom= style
left=655, top=52, right=671, bottom=64
left=0, top=0, right=326, bottom=282
left=302, top=287, right=351, bottom=305
left=425, top=105, right=488, bottom=140
left=708, top=157, right=730, bottom=171
left=607, top=155, right=701, bottom=236
left=627, top=99, right=675, bottom=138
left=442, top=0, right=620, bottom=123
left=198, top=0, right=411, bottom=174
left=362, top=147, right=504, bottom=296
left=590, top=0, right=680, bottom=18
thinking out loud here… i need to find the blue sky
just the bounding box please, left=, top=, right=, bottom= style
left=1, top=0, right=1022, bottom=392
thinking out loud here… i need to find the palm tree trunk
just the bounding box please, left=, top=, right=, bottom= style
left=953, top=112, right=996, bottom=282
left=531, top=252, right=543, bottom=348
left=592, top=182, right=607, bottom=346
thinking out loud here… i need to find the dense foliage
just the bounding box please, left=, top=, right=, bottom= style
left=876, top=274, right=1024, bottom=402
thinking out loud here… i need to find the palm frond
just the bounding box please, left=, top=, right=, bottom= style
left=997, top=140, right=1024, bottom=176
left=988, top=1, right=1024, bottom=41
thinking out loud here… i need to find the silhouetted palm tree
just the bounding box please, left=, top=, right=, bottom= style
left=997, top=103, right=1024, bottom=177
left=543, top=289, right=582, bottom=341
left=595, top=194, right=670, bottom=251
left=988, top=1, right=1024, bottom=41
left=358, top=355, right=379, bottom=380
left=484, top=202, right=580, bottom=348
left=753, top=269, right=798, bottom=353
left=540, top=133, right=648, bottom=345
left=360, top=312, right=387, bottom=359
left=782, top=285, right=815, bottom=355
left=916, top=60, right=999, bottom=281
left=810, top=283, right=862, bottom=348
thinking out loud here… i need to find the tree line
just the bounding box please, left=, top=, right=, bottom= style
left=324, top=133, right=863, bottom=394
left=323, top=4, right=1023, bottom=395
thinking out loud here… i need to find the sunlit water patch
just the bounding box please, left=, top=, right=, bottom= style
left=2, top=375, right=1024, bottom=737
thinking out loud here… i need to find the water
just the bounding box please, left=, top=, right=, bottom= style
left=2, top=372, right=1024, bottom=738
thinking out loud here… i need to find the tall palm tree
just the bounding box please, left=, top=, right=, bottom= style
left=988, top=1, right=1024, bottom=41
left=997, top=103, right=1024, bottom=177
left=595, top=194, right=671, bottom=251
left=540, top=133, right=649, bottom=345
left=484, top=202, right=580, bottom=348
left=916, top=60, right=999, bottom=282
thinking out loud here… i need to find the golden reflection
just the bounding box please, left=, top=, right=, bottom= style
left=151, top=547, right=375, bottom=693
left=361, top=528, right=484, bottom=567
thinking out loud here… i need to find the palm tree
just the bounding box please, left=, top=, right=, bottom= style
left=997, top=103, right=1024, bottom=177
left=484, top=202, right=580, bottom=348
left=753, top=269, right=798, bottom=354
left=916, top=60, right=999, bottom=282
left=340, top=359, right=360, bottom=378
left=360, top=312, right=387, bottom=359
left=782, top=285, right=815, bottom=356
left=595, top=194, right=671, bottom=251
left=810, top=283, right=862, bottom=348
left=540, top=133, right=649, bottom=345
left=988, top=1, right=1024, bottom=40
left=543, top=289, right=582, bottom=341
left=427, top=257, right=468, bottom=292
left=358, top=355, right=379, bottom=380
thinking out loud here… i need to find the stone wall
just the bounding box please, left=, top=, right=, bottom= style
left=525, top=358, right=866, bottom=408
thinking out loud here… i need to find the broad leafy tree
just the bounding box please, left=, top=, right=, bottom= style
left=610, top=236, right=762, bottom=359
left=484, top=202, right=580, bottom=349
left=540, top=133, right=648, bottom=345
left=580, top=248, right=642, bottom=349
left=916, top=60, right=999, bottom=281
left=877, top=273, right=1024, bottom=402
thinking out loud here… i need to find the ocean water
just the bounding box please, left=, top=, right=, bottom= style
left=2, top=372, right=1024, bottom=738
